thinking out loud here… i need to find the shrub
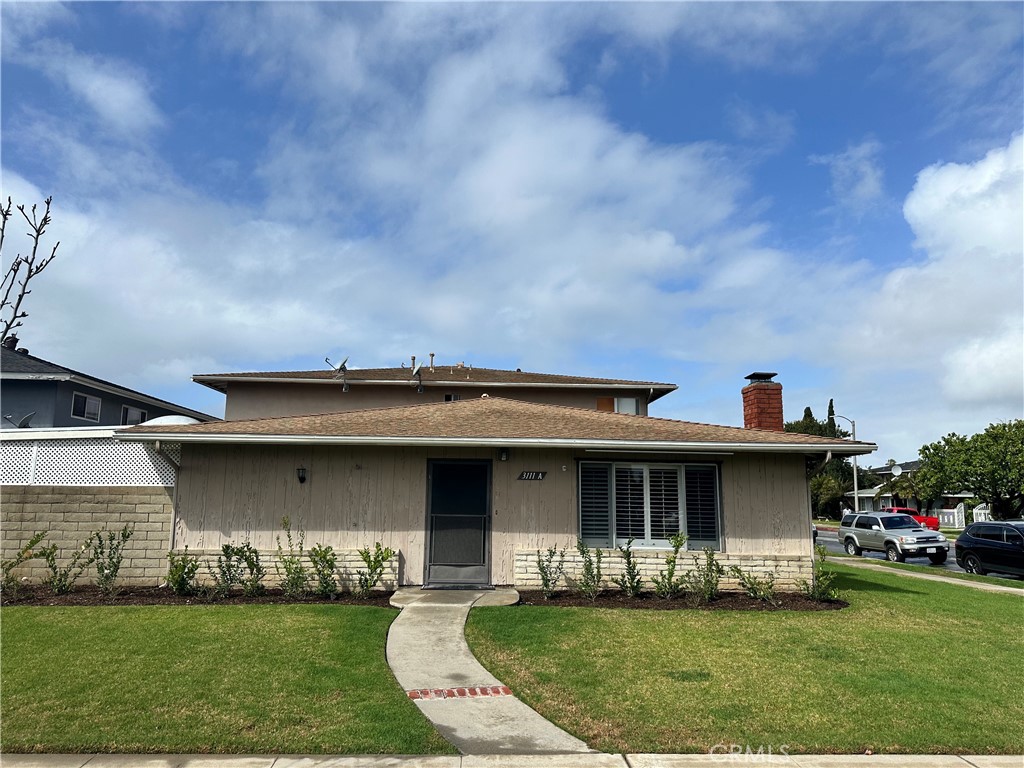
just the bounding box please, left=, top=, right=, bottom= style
left=167, top=548, right=201, bottom=596
left=536, top=545, right=566, bottom=599
left=309, top=543, right=338, bottom=598
left=729, top=564, right=781, bottom=607
left=355, top=542, right=395, bottom=598
left=682, top=547, right=724, bottom=606
left=799, top=544, right=840, bottom=602
left=614, top=537, right=644, bottom=598
left=1, top=531, right=46, bottom=598
left=235, top=542, right=267, bottom=597
left=276, top=517, right=310, bottom=598
left=91, top=525, right=134, bottom=599
left=574, top=539, right=604, bottom=600
left=651, top=532, right=688, bottom=599
left=209, top=543, right=245, bottom=597
left=40, top=539, right=94, bottom=595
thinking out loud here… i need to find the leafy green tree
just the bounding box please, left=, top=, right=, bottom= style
left=918, top=421, right=1024, bottom=520
left=786, top=401, right=870, bottom=517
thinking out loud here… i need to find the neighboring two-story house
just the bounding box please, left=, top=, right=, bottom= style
left=1, top=338, right=214, bottom=429
left=121, top=362, right=875, bottom=590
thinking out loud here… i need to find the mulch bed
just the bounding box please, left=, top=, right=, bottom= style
left=515, top=590, right=847, bottom=611
left=2, top=587, right=846, bottom=611
left=0, top=585, right=396, bottom=608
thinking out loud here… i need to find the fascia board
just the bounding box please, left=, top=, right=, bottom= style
left=116, top=432, right=877, bottom=455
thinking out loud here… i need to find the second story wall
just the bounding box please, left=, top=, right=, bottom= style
left=223, top=382, right=653, bottom=420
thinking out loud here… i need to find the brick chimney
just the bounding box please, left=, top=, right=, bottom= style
left=742, top=372, right=784, bottom=432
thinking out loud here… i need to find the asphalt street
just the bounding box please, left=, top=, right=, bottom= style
left=819, top=529, right=1024, bottom=583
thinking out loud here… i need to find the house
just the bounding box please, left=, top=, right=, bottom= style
left=848, top=460, right=971, bottom=513
left=191, top=355, right=677, bottom=420
left=117, top=366, right=876, bottom=590
left=1, top=337, right=215, bottom=429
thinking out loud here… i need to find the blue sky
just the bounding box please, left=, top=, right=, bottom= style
left=2, top=2, right=1022, bottom=462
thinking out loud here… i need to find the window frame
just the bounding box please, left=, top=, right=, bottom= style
left=614, top=397, right=640, bottom=415
left=120, top=405, right=148, bottom=426
left=578, top=460, right=721, bottom=550
left=71, top=391, right=102, bottom=423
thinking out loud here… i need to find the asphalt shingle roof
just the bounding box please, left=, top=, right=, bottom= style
left=120, top=395, right=875, bottom=453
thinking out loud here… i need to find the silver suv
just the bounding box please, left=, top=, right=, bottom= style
left=839, top=512, right=949, bottom=564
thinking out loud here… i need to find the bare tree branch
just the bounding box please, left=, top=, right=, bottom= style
left=0, top=195, right=61, bottom=342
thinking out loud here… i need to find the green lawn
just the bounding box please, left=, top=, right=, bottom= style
left=0, top=604, right=454, bottom=754
left=467, top=564, right=1024, bottom=755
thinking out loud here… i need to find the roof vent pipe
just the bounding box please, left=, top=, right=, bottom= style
left=429, top=352, right=435, bottom=372
left=411, top=355, right=416, bottom=369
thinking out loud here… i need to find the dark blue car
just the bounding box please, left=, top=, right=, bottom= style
left=955, top=521, right=1024, bottom=577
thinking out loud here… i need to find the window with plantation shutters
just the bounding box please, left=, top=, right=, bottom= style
left=649, top=467, right=681, bottom=540
left=579, top=461, right=720, bottom=549
left=614, top=466, right=646, bottom=541
left=579, top=463, right=612, bottom=546
left=685, top=465, right=720, bottom=546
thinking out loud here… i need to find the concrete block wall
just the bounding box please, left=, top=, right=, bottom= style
left=178, top=548, right=399, bottom=590
left=1, top=485, right=174, bottom=585
left=514, top=548, right=813, bottom=591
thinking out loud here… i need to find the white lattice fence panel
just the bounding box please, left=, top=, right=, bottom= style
left=1, top=438, right=177, bottom=486
left=0, top=441, right=34, bottom=484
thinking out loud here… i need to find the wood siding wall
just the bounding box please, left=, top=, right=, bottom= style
left=223, top=383, right=651, bottom=420
left=174, top=445, right=810, bottom=585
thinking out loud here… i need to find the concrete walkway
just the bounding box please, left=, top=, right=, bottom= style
left=386, top=588, right=593, bottom=755
left=2, top=753, right=1021, bottom=767
left=838, top=558, right=1024, bottom=595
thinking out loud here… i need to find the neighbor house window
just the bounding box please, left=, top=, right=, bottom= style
left=579, top=462, right=720, bottom=549
left=71, top=392, right=101, bottom=422
left=444, top=393, right=461, bottom=402
left=614, top=397, right=640, bottom=415
left=596, top=397, right=640, bottom=414
left=121, top=405, right=147, bottom=425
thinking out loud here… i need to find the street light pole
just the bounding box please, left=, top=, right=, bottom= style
left=833, top=414, right=859, bottom=514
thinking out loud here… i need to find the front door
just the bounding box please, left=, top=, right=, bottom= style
left=426, top=460, right=491, bottom=587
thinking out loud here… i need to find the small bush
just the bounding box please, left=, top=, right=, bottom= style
left=355, top=542, right=395, bottom=598
left=536, top=545, right=566, bottom=599
left=614, top=537, right=644, bottom=598
left=309, top=543, right=338, bottom=598
left=574, top=539, right=604, bottom=600
left=682, top=547, right=724, bottom=606
left=40, top=539, right=94, bottom=595
left=167, top=548, right=201, bottom=596
left=1, top=531, right=46, bottom=598
left=91, top=525, right=134, bottom=599
left=729, top=564, right=781, bottom=607
left=209, top=543, right=245, bottom=597
left=236, top=542, right=267, bottom=597
left=651, top=532, right=688, bottom=599
left=799, top=544, right=840, bottom=602
left=276, top=517, right=309, bottom=598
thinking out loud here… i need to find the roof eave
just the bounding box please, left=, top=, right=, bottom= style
left=116, top=431, right=877, bottom=455
left=190, top=375, right=676, bottom=392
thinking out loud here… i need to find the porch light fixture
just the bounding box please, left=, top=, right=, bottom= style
left=296, top=466, right=307, bottom=484
left=499, top=448, right=509, bottom=462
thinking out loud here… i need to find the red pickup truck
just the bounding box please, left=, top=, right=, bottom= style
left=887, top=506, right=940, bottom=531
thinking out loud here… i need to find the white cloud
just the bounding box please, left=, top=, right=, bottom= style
left=809, top=139, right=885, bottom=216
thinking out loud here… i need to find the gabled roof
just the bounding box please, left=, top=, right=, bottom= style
left=1, top=346, right=217, bottom=422
left=119, top=396, right=876, bottom=455
left=192, top=364, right=677, bottom=401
